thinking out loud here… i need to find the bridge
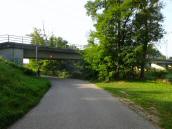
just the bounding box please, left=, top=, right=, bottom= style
left=0, top=35, right=81, bottom=65
left=0, top=35, right=171, bottom=66
left=150, top=58, right=172, bottom=70
left=151, top=59, right=172, bottom=65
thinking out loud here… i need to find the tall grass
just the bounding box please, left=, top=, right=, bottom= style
left=0, top=58, right=50, bottom=129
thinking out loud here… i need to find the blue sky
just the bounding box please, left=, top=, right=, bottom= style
left=0, top=0, right=171, bottom=57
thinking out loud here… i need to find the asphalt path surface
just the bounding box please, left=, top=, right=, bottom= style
left=9, top=78, right=158, bottom=129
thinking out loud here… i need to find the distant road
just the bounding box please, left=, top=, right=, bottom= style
left=9, top=78, right=158, bottom=129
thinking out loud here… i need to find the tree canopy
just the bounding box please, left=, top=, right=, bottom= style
left=84, top=0, right=164, bottom=80
left=27, top=28, right=79, bottom=78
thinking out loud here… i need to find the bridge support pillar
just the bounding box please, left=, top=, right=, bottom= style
left=165, top=64, right=169, bottom=70
left=0, top=48, right=23, bottom=65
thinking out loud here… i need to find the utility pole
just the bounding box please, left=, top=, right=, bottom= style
left=36, top=45, right=38, bottom=63
left=35, top=41, right=39, bottom=76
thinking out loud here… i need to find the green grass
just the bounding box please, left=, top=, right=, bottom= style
left=0, top=58, right=50, bottom=129
left=97, top=81, right=172, bottom=129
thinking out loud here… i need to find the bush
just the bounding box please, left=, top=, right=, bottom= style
left=58, top=70, right=71, bottom=78
left=23, top=68, right=36, bottom=76
left=146, top=71, right=167, bottom=79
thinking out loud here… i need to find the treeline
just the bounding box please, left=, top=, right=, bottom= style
left=82, top=0, right=164, bottom=81
left=27, top=28, right=80, bottom=78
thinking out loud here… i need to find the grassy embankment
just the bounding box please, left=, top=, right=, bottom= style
left=0, top=58, right=50, bottom=129
left=97, top=79, right=172, bottom=129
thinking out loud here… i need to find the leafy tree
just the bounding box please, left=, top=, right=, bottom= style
left=49, top=35, right=69, bottom=48
left=27, top=28, right=79, bottom=78
left=85, top=0, right=136, bottom=80
left=132, top=0, right=164, bottom=79
left=27, top=28, right=45, bottom=72
left=30, top=28, right=45, bottom=45
left=148, top=45, right=166, bottom=60
left=84, top=0, right=164, bottom=80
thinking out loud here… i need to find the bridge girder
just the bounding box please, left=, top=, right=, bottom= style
left=0, top=42, right=81, bottom=64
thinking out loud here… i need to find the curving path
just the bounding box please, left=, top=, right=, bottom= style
left=9, top=78, right=159, bottom=129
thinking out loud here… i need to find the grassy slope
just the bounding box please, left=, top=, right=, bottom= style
left=97, top=81, right=172, bottom=129
left=0, top=59, right=50, bottom=129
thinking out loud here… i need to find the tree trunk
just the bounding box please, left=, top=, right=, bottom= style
left=115, top=6, right=121, bottom=80
left=140, top=63, right=145, bottom=79
left=140, top=9, right=149, bottom=80
left=116, top=63, right=120, bottom=80
left=140, top=42, right=148, bottom=80
left=140, top=36, right=148, bottom=80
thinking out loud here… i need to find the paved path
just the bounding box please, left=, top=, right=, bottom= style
left=9, top=78, right=158, bottom=129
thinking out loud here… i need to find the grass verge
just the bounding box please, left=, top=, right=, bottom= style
left=96, top=81, right=172, bottom=129
left=0, top=58, right=51, bottom=129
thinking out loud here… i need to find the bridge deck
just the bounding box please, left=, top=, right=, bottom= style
left=0, top=42, right=79, bottom=54
left=0, top=42, right=81, bottom=60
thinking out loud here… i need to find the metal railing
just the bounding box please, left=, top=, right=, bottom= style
left=0, top=34, right=32, bottom=44
left=0, top=34, right=85, bottom=49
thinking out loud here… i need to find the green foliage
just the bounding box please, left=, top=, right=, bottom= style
left=22, top=68, right=36, bottom=76
left=84, top=0, right=164, bottom=81
left=27, top=28, right=81, bottom=79
left=83, top=44, right=114, bottom=81
left=30, top=28, right=45, bottom=45
left=49, top=35, right=69, bottom=48
left=165, top=72, right=172, bottom=79
left=0, top=59, right=50, bottom=129
left=97, top=81, right=172, bottom=129
left=146, top=70, right=168, bottom=80
left=57, top=70, right=71, bottom=79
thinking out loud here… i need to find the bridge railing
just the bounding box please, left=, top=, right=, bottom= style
left=0, top=35, right=32, bottom=44
left=0, top=34, right=86, bottom=50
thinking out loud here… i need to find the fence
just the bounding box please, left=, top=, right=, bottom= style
left=0, top=34, right=85, bottom=49
left=0, top=35, right=32, bottom=44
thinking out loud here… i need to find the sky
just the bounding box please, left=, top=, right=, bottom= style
left=0, top=0, right=93, bottom=45
left=0, top=0, right=171, bottom=57
left=159, top=0, right=172, bottom=58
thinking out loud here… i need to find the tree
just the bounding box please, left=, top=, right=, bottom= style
left=85, top=0, right=136, bottom=80
left=84, top=0, right=164, bottom=80
left=49, top=35, right=69, bottom=48
left=27, top=28, right=45, bottom=72
left=148, top=45, right=166, bottom=60
left=132, top=0, right=164, bottom=79
left=30, top=28, right=45, bottom=45
left=27, top=28, right=79, bottom=78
